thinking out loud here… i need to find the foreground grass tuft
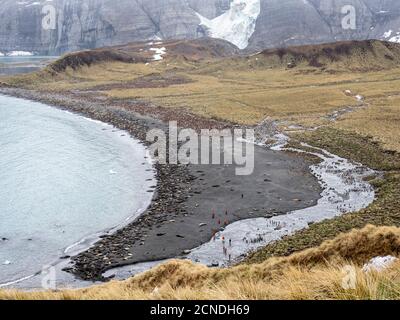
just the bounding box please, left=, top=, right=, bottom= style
left=2, top=225, right=400, bottom=300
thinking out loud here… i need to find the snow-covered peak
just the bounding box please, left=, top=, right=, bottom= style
left=195, top=0, right=261, bottom=50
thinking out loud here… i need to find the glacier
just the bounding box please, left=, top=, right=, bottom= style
left=195, top=0, right=261, bottom=49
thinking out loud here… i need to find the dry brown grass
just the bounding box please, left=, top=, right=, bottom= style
left=2, top=225, right=400, bottom=300
left=10, top=58, right=397, bottom=131
left=106, top=71, right=357, bottom=125
left=335, top=95, right=400, bottom=152
left=2, top=62, right=156, bottom=91
left=102, top=62, right=400, bottom=131
left=4, top=43, right=400, bottom=134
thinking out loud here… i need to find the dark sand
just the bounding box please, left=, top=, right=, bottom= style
left=125, top=151, right=320, bottom=262
left=0, top=87, right=321, bottom=280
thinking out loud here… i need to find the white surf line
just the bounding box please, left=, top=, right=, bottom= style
left=0, top=99, right=156, bottom=289
left=0, top=274, right=36, bottom=289
left=104, top=133, right=375, bottom=279
left=0, top=163, right=155, bottom=289
left=63, top=202, right=153, bottom=257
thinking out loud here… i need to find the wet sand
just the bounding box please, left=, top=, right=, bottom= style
left=0, top=87, right=321, bottom=281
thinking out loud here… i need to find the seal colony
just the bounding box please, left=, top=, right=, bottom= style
left=0, top=87, right=321, bottom=283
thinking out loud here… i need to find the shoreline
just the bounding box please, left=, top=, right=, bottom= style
left=0, top=87, right=322, bottom=282
left=102, top=134, right=375, bottom=282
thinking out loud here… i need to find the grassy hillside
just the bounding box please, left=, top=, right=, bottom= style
left=260, top=40, right=400, bottom=71
left=2, top=225, right=400, bottom=300
left=3, top=40, right=400, bottom=131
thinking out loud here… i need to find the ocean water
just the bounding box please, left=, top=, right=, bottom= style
left=0, top=94, right=155, bottom=286
left=0, top=56, right=57, bottom=75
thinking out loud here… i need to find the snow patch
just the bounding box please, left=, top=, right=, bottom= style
left=6, top=51, right=34, bottom=57
left=382, top=29, right=400, bottom=43
left=383, top=30, right=393, bottom=38
left=389, top=35, right=400, bottom=44
left=148, top=34, right=162, bottom=41
left=363, top=256, right=398, bottom=272
left=149, top=47, right=166, bottom=61
left=195, top=0, right=261, bottom=49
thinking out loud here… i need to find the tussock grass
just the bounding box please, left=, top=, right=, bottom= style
left=2, top=225, right=400, bottom=300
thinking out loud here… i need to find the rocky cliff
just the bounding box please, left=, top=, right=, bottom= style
left=248, top=0, right=400, bottom=50
left=0, top=0, right=400, bottom=54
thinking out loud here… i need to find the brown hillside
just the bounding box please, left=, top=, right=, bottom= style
left=48, top=37, right=239, bottom=73
left=259, top=40, right=400, bottom=71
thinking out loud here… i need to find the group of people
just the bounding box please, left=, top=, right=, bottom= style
left=211, top=209, right=233, bottom=262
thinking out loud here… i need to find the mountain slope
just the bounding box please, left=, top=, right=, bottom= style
left=47, top=38, right=239, bottom=72
left=1, top=0, right=400, bottom=54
